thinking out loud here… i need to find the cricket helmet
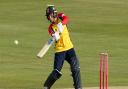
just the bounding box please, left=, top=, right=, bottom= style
left=46, top=5, right=57, bottom=20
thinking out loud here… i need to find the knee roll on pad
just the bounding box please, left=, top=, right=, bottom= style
left=52, top=69, right=62, bottom=79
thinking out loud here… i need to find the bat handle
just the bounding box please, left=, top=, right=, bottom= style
left=48, top=38, right=54, bottom=44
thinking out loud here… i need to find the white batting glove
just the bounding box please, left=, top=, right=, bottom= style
left=52, top=31, right=60, bottom=41
left=57, top=22, right=63, bottom=33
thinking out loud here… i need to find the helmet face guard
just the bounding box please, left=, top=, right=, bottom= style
left=46, top=5, right=57, bottom=20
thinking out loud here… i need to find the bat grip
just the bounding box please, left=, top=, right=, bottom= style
left=48, top=38, right=54, bottom=44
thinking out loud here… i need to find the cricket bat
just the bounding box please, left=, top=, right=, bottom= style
left=37, top=38, right=54, bottom=58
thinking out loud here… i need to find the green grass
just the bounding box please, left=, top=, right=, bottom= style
left=0, top=0, right=128, bottom=88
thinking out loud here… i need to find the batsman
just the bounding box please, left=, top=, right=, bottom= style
left=43, top=5, right=82, bottom=89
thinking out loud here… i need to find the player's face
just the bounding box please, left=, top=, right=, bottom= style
left=48, top=13, right=57, bottom=23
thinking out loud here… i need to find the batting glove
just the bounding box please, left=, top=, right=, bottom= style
left=52, top=31, right=60, bottom=41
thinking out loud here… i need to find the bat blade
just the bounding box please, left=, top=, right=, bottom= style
left=37, top=38, right=54, bottom=58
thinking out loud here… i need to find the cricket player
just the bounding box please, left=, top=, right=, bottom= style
left=43, top=5, right=82, bottom=89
